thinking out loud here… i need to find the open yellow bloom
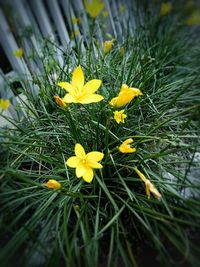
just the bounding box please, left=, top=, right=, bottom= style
left=54, top=96, right=67, bottom=108
left=85, top=0, right=104, bottom=18
left=159, top=2, right=172, bottom=16
left=45, top=179, right=61, bottom=190
left=110, top=84, right=143, bottom=108
left=114, top=109, right=127, bottom=124
left=104, top=39, right=114, bottom=53
left=57, top=66, right=103, bottom=104
left=13, top=48, right=23, bottom=58
left=119, top=138, right=136, bottom=153
left=66, top=144, right=104, bottom=183
left=135, top=168, right=161, bottom=199
left=0, top=98, right=10, bottom=110
left=186, top=10, right=200, bottom=25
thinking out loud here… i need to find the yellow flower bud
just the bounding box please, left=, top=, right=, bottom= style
left=104, top=39, right=114, bottom=54
left=45, top=179, right=61, bottom=190
left=54, top=96, right=67, bottom=108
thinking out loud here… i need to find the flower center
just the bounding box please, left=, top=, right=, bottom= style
left=82, top=159, right=86, bottom=164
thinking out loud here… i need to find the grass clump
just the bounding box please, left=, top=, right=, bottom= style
left=0, top=1, right=200, bottom=267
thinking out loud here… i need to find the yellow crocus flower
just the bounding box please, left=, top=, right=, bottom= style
left=57, top=66, right=103, bottom=104
left=109, top=84, right=143, bottom=108
left=159, top=2, right=172, bottom=16
left=0, top=98, right=10, bottom=110
left=85, top=0, right=104, bottom=18
left=13, top=48, right=23, bottom=58
left=45, top=179, right=61, bottom=190
left=66, top=144, right=104, bottom=183
left=114, top=109, right=127, bottom=124
left=135, top=168, right=161, bottom=199
left=104, top=39, right=114, bottom=54
left=119, top=138, right=136, bottom=153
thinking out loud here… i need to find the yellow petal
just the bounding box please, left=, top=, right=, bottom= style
left=109, top=97, right=118, bottom=106
left=57, top=82, right=73, bottom=93
left=129, top=87, right=143, bottom=96
left=83, top=79, right=102, bottom=94
left=75, top=144, right=86, bottom=159
left=124, top=138, right=134, bottom=145
left=62, top=94, right=76, bottom=103
left=66, top=156, right=80, bottom=168
left=79, top=94, right=104, bottom=104
left=86, top=151, right=104, bottom=162
left=76, top=163, right=87, bottom=178
left=82, top=167, right=94, bottom=183
left=134, top=168, right=147, bottom=183
left=87, top=161, right=103, bottom=169
left=72, top=66, right=84, bottom=90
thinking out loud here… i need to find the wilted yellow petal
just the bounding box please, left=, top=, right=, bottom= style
left=72, top=66, right=85, bottom=90
left=75, top=144, right=86, bottom=159
left=134, top=167, right=147, bottom=183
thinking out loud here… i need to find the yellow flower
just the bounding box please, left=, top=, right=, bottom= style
left=114, top=109, right=127, bottom=124
left=0, top=98, right=10, bottom=110
left=119, top=138, right=136, bottom=153
left=104, top=39, right=114, bottom=54
left=159, top=2, right=172, bottom=16
left=66, top=143, right=104, bottom=183
left=85, top=0, right=104, bottom=18
left=54, top=95, right=67, bottom=108
left=135, top=168, right=161, bottom=199
left=57, top=66, right=103, bottom=104
left=186, top=10, right=200, bottom=25
left=45, top=179, right=61, bottom=190
left=13, top=48, right=23, bottom=58
left=109, top=84, right=143, bottom=108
